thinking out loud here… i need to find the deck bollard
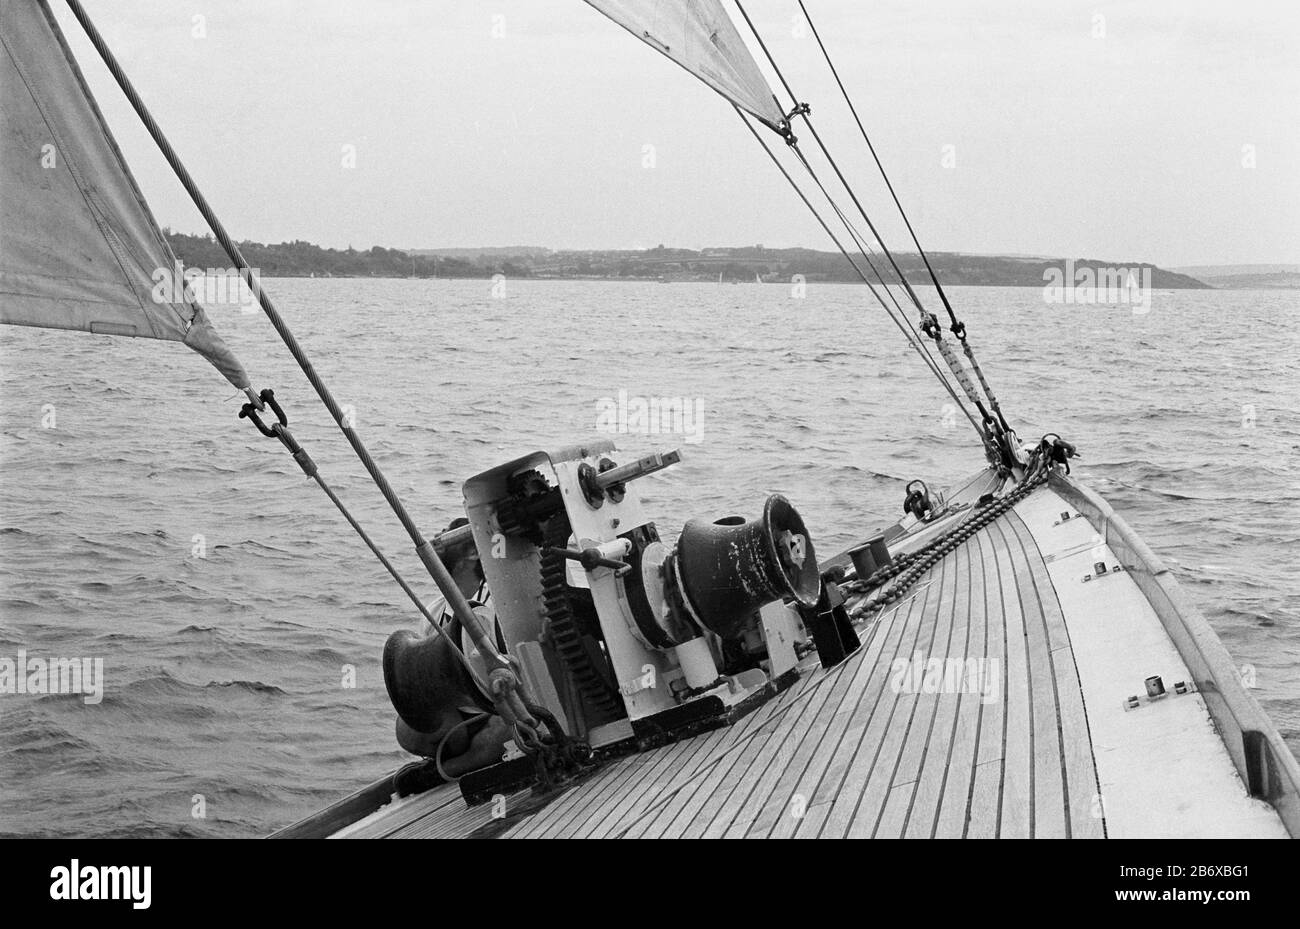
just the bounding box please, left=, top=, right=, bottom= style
left=849, top=534, right=892, bottom=580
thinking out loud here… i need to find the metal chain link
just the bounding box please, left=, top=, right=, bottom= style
left=846, top=467, right=1050, bottom=619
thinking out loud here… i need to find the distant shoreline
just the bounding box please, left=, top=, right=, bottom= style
left=167, top=231, right=1244, bottom=289
left=241, top=274, right=1289, bottom=292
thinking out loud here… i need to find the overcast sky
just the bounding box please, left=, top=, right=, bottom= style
left=53, top=0, right=1299, bottom=267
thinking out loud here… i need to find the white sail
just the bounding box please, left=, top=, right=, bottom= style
left=583, top=0, right=786, bottom=131
left=0, top=0, right=249, bottom=389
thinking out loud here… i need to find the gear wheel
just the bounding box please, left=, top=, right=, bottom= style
left=496, top=469, right=559, bottom=545
left=541, top=518, right=622, bottom=716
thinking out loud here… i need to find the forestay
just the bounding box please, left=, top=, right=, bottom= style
left=582, top=0, right=786, bottom=132
left=0, top=0, right=248, bottom=389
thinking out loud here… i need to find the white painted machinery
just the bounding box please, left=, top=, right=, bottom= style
left=459, top=440, right=820, bottom=749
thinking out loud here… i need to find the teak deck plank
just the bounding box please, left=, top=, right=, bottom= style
left=333, top=783, right=461, bottom=839
left=606, top=669, right=825, bottom=838
left=990, top=519, right=1033, bottom=838
left=524, top=661, right=826, bottom=839
left=544, top=727, right=722, bottom=839
left=931, top=532, right=990, bottom=837
left=1003, top=518, right=1068, bottom=838
left=966, top=531, right=1008, bottom=837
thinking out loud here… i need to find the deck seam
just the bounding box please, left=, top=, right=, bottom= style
left=589, top=723, right=732, bottom=838
left=702, top=611, right=897, bottom=838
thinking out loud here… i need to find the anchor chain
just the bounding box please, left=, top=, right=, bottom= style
left=842, top=436, right=1078, bottom=619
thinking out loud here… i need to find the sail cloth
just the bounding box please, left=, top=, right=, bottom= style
left=582, top=0, right=787, bottom=132
left=0, top=0, right=249, bottom=389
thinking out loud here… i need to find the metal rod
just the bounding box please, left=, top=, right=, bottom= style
left=593, top=449, right=681, bottom=489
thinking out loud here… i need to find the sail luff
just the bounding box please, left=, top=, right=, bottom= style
left=0, top=0, right=249, bottom=389
left=582, top=0, right=787, bottom=132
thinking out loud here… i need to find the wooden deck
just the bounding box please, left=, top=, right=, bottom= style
left=315, top=470, right=1294, bottom=840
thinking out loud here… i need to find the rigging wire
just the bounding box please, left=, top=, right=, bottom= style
left=309, top=469, right=499, bottom=694
left=786, top=149, right=929, bottom=339
left=795, top=0, right=1014, bottom=437
left=732, top=0, right=1016, bottom=459
left=784, top=144, right=959, bottom=395
left=731, top=0, right=929, bottom=318
left=788, top=149, right=999, bottom=454
left=792, top=111, right=1008, bottom=444
left=736, top=112, right=927, bottom=365
left=795, top=0, right=959, bottom=330
left=736, top=110, right=989, bottom=444
left=793, top=123, right=1013, bottom=446
left=313, top=477, right=438, bottom=631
